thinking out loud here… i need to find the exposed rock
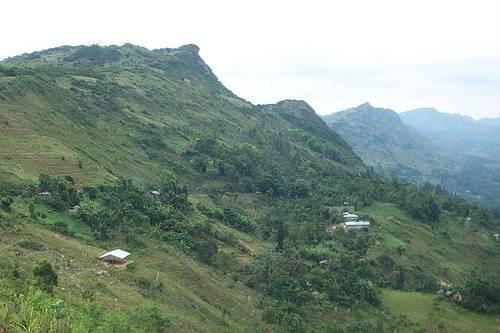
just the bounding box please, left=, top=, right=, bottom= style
left=96, top=270, right=109, bottom=277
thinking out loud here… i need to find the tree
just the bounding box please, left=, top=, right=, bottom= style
left=33, top=260, right=58, bottom=295
left=423, top=196, right=440, bottom=222
left=288, top=179, right=310, bottom=198
left=395, top=266, right=405, bottom=290
left=276, top=220, right=286, bottom=250
left=206, top=160, right=218, bottom=179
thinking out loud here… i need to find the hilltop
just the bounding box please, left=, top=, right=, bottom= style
left=322, top=103, right=455, bottom=183
left=0, top=44, right=360, bottom=190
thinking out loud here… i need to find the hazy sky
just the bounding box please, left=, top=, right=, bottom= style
left=2, top=0, right=500, bottom=118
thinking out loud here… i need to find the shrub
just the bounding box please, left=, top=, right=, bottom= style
left=18, top=239, right=45, bottom=251
left=51, top=221, right=74, bottom=237
left=0, top=196, right=13, bottom=211
left=195, top=238, right=218, bottom=264
left=33, top=261, right=58, bottom=295
left=132, top=301, right=171, bottom=332
left=218, top=207, right=255, bottom=233
left=461, top=276, right=500, bottom=314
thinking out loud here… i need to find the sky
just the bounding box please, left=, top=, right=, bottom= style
left=1, top=0, right=500, bottom=118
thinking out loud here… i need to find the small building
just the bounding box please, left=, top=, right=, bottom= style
left=345, top=221, right=370, bottom=230
left=69, top=205, right=80, bottom=214
left=39, top=191, right=52, bottom=200
left=329, top=204, right=355, bottom=213
left=99, top=249, right=130, bottom=265
left=343, top=212, right=359, bottom=222
left=148, top=190, right=161, bottom=200
left=493, top=233, right=499, bottom=241
left=319, top=259, right=328, bottom=266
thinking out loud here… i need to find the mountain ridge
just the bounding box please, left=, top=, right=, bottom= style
left=323, top=103, right=500, bottom=207
left=322, top=103, right=453, bottom=183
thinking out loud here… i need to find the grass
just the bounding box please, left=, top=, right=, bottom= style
left=0, top=203, right=279, bottom=333
left=381, top=289, right=500, bottom=332
left=360, top=203, right=500, bottom=282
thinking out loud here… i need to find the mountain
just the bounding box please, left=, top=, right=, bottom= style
left=322, top=103, right=456, bottom=183
left=401, top=108, right=500, bottom=160
left=0, top=45, right=499, bottom=332
left=323, top=104, right=500, bottom=207
left=478, top=117, right=500, bottom=128
left=0, top=44, right=360, bottom=191
left=401, top=108, right=500, bottom=205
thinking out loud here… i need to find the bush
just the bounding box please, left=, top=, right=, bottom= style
left=195, top=238, right=218, bottom=264
left=218, top=207, right=256, bottom=233
left=51, top=221, right=74, bottom=237
left=18, top=239, right=45, bottom=251
left=0, top=196, right=13, bottom=211
left=131, top=302, right=171, bottom=332
left=33, top=261, right=58, bottom=295
left=461, top=276, right=500, bottom=314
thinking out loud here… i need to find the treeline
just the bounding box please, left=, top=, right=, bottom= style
left=185, top=134, right=498, bottom=229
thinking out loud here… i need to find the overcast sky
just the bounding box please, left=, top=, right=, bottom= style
left=2, top=0, right=500, bottom=118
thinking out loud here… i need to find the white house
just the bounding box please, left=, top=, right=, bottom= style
left=99, top=249, right=130, bottom=265
left=345, top=221, right=370, bottom=230
left=343, top=212, right=359, bottom=222
left=148, top=190, right=161, bottom=200
left=330, top=204, right=355, bottom=213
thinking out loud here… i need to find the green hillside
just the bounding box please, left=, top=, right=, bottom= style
left=381, top=289, right=500, bottom=333
left=1, top=44, right=499, bottom=332
left=0, top=44, right=359, bottom=189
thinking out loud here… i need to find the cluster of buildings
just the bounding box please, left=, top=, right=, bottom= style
left=343, top=212, right=370, bottom=231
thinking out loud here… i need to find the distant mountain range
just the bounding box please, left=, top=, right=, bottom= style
left=401, top=107, right=500, bottom=162
left=323, top=104, right=500, bottom=207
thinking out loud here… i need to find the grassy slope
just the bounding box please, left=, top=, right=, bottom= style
left=0, top=45, right=360, bottom=189
left=382, top=289, right=500, bottom=332
left=364, top=204, right=500, bottom=332
left=0, top=201, right=277, bottom=333
left=361, top=203, right=500, bottom=282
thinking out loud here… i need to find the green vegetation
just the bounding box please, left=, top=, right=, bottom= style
left=0, top=44, right=499, bottom=332
left=381, top=289, right=500, bottom=333
left=33, top=260, right=58, bottom=295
